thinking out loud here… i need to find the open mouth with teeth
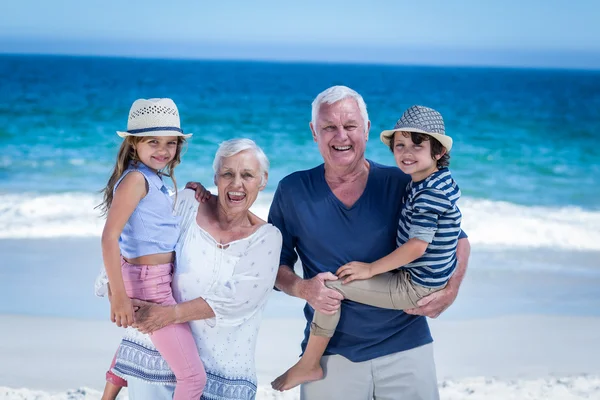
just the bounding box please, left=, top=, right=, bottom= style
left=227, top=191, right=246, bottom=203
left=401, top=160, right=417, bottom=166
left=332, top=145, right=352, bottom=151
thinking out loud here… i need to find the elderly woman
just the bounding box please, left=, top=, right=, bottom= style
left=96, top=138, right=282, bottom=400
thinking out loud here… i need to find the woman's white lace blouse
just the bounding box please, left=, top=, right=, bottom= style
left=96, top=190, right=282, bottom=400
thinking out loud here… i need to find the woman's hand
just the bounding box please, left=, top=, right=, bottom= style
left=111, top=293, right=135, bottom=328
left=131, top=299, right=177, bottom=334
left=185, top=182, right=211, bottom=203
left=336, top=261, right=374, bottom=284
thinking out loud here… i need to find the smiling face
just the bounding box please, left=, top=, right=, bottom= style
left=133, top=136, right=179, bottom=171
left=392, top=131, right=446, bottom=182
left=310, top=98, right=370, bottom=172
left=214, top=150, right=266, bottom=215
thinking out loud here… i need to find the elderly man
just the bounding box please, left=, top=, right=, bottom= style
left=268, top=85, right=471, bottom=399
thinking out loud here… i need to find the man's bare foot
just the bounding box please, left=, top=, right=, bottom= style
left=271, top=361, right=323, bottom=391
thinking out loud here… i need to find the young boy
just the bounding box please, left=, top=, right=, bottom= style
left=272, top=105, right=462, bottom=391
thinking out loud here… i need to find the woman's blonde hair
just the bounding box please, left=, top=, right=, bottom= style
left=97, top=136, right=186, bottom=216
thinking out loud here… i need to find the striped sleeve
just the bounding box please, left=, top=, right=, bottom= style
left=408, top=188, right=453, bottom=243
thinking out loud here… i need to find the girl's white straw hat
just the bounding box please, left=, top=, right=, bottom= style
left=117, top=98, right=192, bottom=138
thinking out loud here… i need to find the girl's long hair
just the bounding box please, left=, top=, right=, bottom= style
left=96, top=136, right=186, bottom=216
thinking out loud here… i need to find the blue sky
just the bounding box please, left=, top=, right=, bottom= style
left=1, top=0, right=599, bottom=68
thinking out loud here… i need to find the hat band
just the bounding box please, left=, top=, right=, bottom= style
left=126, top=126, right=183, bottom=134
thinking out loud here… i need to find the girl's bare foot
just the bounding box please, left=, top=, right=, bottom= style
left=271, top=361, right=323, bottom=391
left=101, top=381, right=123, bottom=400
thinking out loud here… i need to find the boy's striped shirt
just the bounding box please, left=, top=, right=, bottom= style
left=396, top=168, right=462, bottom=288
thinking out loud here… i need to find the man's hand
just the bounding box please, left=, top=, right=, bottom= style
left=131, top=299, right=177, bottom=334
left=185, top=182, right=211, bottom=203
left=405, top=284, right=458, bottom=318
left=336, top=261, right=373, bottom=284
left=299, top=272, right=344, bottom=315
left=407, top=238, right=470, bottom=318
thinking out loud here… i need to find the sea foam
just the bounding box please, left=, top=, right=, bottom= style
left=1, top=192, right=599, bottom=251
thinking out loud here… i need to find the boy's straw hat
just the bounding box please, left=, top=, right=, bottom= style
left=380, top=105, right=452, bottom=151
left=117, top=98, right=192, bottom=138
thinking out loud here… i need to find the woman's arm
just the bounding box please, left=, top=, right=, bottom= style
left=132, top=297, right=216, bottom=334
left=133, top=228, right=282, bottom=333
left=101, top=172, right=147, bottom=328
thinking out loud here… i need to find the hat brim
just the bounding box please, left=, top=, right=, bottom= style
left=117, top=131, right=193, bottom=139
left=380, top=129, right=452, bottom=152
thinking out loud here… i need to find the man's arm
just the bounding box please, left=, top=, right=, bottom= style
left=405, top=237, right=471, bottom=318
left=276, top=264, right=343, bottom=315
left=269, top=180, right=344, bottom=315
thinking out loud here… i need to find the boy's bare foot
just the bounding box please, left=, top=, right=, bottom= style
left=271, top=361, right=323, bottom=391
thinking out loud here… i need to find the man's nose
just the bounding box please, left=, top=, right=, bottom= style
left=335, top=127, right=349, bottom=140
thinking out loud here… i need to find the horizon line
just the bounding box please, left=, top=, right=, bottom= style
left=2, top=50, right=600, bottom=72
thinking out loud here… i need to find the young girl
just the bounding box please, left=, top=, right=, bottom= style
left=272, top=105, right=462, bottom=391
left=98, top=98, right=206, bottom=400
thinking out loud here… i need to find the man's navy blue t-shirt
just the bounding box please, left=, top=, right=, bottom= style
left=268, top=160, right=458, bottom=362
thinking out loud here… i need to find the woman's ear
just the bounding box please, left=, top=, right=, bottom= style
left=259, top=172, right=269, bottom=191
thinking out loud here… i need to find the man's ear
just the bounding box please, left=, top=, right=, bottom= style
left=310, top=122, right=318, bottom=142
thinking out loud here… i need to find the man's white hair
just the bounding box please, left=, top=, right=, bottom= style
left=311, top=85, right=369, bottom=132
left=212, top=138, right=270, bottom=186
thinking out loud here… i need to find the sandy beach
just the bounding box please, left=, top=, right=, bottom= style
left=2, top=236, right=600, bottom=399
left=1, top=314, right=600, bottom=399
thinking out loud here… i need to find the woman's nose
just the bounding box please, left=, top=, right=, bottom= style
left=232, top=174, right=242, bottom=186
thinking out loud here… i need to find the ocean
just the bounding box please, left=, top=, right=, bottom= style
left=1, top=54, right=599, bottom=320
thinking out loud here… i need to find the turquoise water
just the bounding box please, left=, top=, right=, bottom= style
left=1, top=55, right=600, bottom=321
left=1, top=54, right=599, bottom=209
